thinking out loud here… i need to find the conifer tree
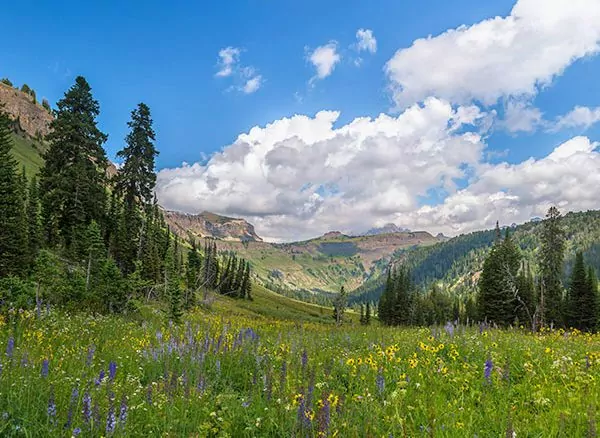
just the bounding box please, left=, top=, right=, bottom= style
left=40, top=76, right=108, bottom=252
left=333, top=286, right=347, bottom=326
left=478, top=227, right=521, bottom=326
left=165, top=242, right=183, bottom=323
left=359, top=304, right=365, bottom=325
left=569, top=255, right=598, bottom=332
left=539, top=207, right=565, bottom=327
left=26, top=176, right=42, bottom=266
left=0, top=106, right=26, bottom=277
left=243, top=261, right=252, bottom=300
left=365, top=302, right=371, bottom=325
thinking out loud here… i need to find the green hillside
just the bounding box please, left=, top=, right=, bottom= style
left=9, top=132, right=45, bottom=176
left=212, top=231, right=440, bottom=302
left=351, top=210, right=600, bottom=304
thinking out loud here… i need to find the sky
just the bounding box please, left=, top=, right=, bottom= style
left=4, top=0, right=600, bottom=241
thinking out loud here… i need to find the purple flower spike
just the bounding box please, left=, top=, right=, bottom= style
left=484, top=357, right=493, bottom=383
left=41, top=359, right=49, bottom=378
left=6, top=337, right=14, bottom=358
left=108, top=361, right=117, bottom=382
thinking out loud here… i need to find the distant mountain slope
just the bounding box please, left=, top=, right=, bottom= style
left=351, top=210, right=600, bottom=304
left=211, top=230, right=442, bottom=297
left=164, top=210, right=263, bottom=242
left=362, top=223, right=410, bottom=236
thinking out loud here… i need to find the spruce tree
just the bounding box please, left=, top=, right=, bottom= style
left=365, top=302, right=371, bottom=325
left=539, top=207, right=565, bottom=327
left=0, top=106, right=26, bottom=277
left=40, top=76, right=108, bottom=252
left=478, top=228, right=521, bottom=326
left=243, top=261, right=252, bottom=300
left=26, top=176, right=42, bottom=266
left=165, top=242, right=183, bottom=323
left=333, top=286, right=347, bottom=326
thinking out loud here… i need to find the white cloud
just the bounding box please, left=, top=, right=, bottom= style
left=308, top=42, right=341, bottom=82
left=356, top=29, right=377, bottom=54
left=216, top=47, right=240, bottom=77
left=501, top=100, right=543, bottom=133
left=242, top=75, right=263, bottom=94
left=157, top=98, right=488, bottom=241
left=215, top=47, right=263, bottom=94
left=404, top=136, right=600, bottom=234
left=385, top=0, right=600, bottom=108
left=551, top=106, right=600, bottom=131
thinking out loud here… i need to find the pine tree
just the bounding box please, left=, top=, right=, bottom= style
left=365, top=302, right=371, bottom=325
left=515, top=261, right=535, bottom=327
left=478, top=228, right=521, bottom=326
left=243, top=261, right=252, bottom=300
left=40, top=76, right=108, bottom=252
left=0, top=106, right=26, bottom=277
left=26, top=176, right=42, bottom=266
left=586, top=267, right=599, bottom=331
left=539, top=207, right=566, bottom=327
left=359, top=304, right=365, bottom=325
left=378, top=268, right=394, bottom=325
left=333, top=286, right=347, bottom=326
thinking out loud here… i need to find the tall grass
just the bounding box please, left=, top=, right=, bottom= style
left=0, top=305, right=598, bottom=437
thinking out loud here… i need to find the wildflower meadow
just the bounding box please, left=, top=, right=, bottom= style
left=1, top=305, right=599, bottom=437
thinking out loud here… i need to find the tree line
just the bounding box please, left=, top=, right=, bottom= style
left=0, top=76, right=252, bottom=321
left=478, top=207, right=599, bottom=331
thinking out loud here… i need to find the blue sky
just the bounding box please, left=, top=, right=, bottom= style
left=4, top=0, right=600, bottom=240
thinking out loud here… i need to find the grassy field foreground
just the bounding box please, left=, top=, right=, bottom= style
left=0, top=293, right=599, bottom=437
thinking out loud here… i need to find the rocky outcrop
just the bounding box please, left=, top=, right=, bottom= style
left=0, top=82, right=53, bottom=139
left=164, top=210, right=263, bottom=242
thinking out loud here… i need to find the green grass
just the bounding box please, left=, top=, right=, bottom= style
left=0, top=300, right=599, bottom=437
left=9, top=133, right=45, bottom=177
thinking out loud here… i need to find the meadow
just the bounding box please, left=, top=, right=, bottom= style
left=1, top=293, right=599, bottom=437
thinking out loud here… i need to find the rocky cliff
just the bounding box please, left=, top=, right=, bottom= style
left=0, top=82, right=53, bottom=139
left=164, top=210, right=263, bottom=242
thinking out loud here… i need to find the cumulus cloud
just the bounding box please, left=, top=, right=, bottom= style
left=308, top=42, right=341, bottom=82
left=385, top=0, right=600, bottom=109
left=356, top=29, right=377, bottom=53
left=551, top=106, right=600, bottom=131
left=215, top=47, right=263, bottom=94
left=157, top=98, right=488, bottom=241
left=404, top=136, right=600, bottom=234
left=501, top=100, right=544, bottom=133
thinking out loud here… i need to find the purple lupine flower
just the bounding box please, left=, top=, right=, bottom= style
left=215, top=359, right=221, bottom=375
left=296, top=393, right=310, bottom=429
left=301, top=349, right=308, bottom=370
left=86, top=346, right=95, bottom=367
left=484, top=357, right=493, bottom=383
left=106, top=406, right=116, bottom=435
left=47, top=390, right=57, bottom=423
left=72, top=427, right=82, bottom=436
left=317, top=397, right=331, bottom=436
left=444, top=321, right=455, bottom=338
left=376, top=369, right=385, bottom=395
left=64, top=387, right=79, bottom=429
left=108, top=361, right=117, bottom=382
left=95, top=369, right=105, bottom=386
left=119, top=396, right=127, bottom=427
left=241, top=400, right=250, bottom=408
left=82, top=392, right=91, bottom=423
left=41, top=359, right=49, bottom=378
left=6, top=337, right=14, bottom=358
